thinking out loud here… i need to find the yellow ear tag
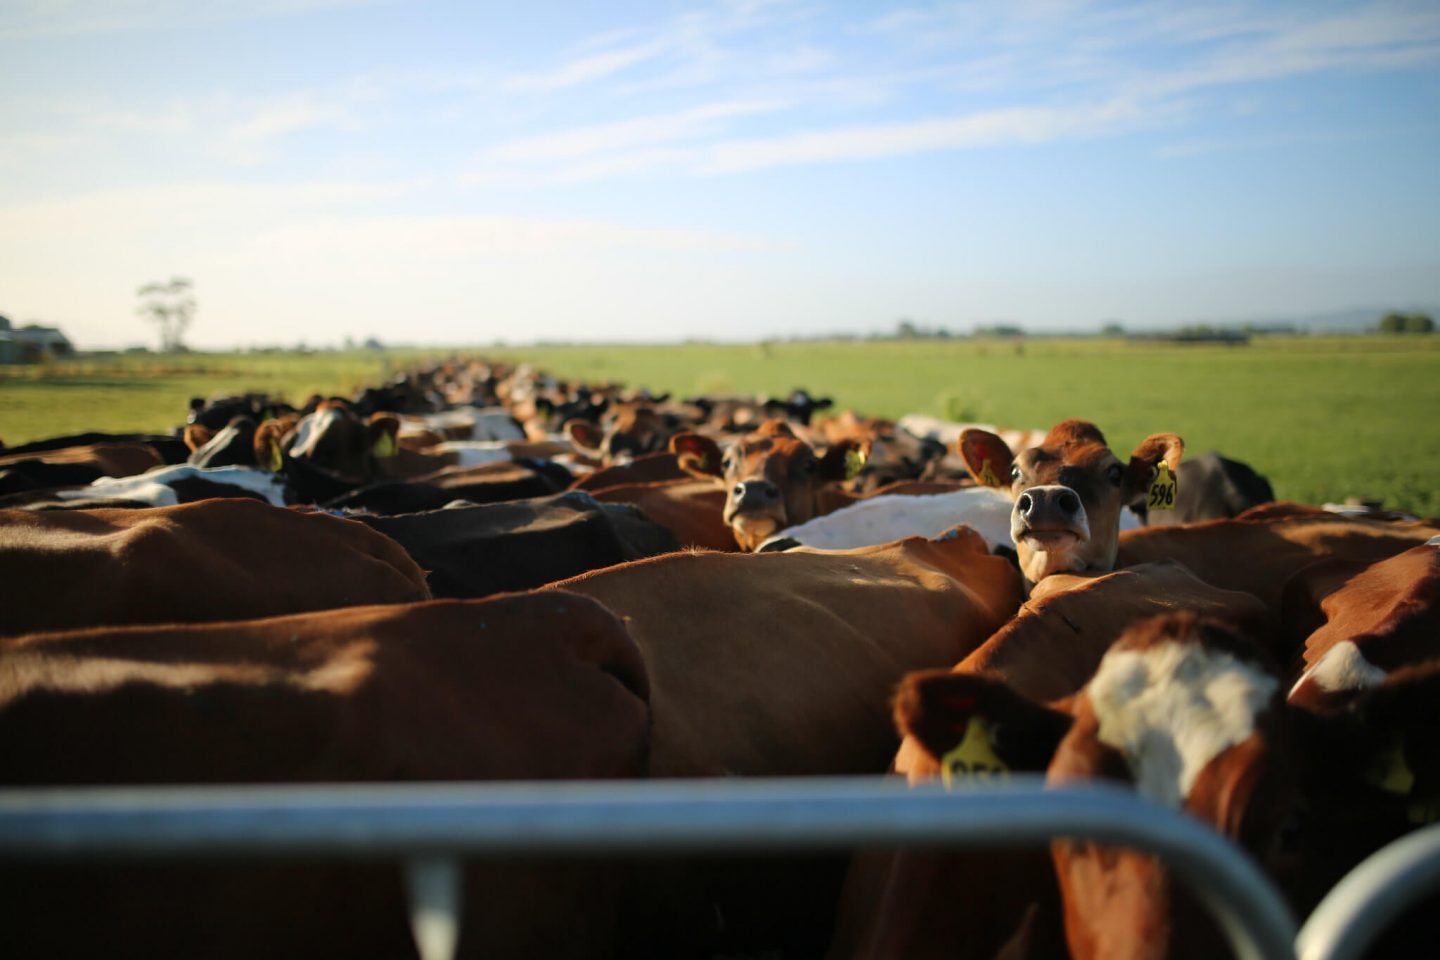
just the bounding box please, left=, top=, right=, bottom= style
left=844, top=447, right=867, bottom=481
left=940, top=715, right=1009, bottom=789
left=267, top=440, right=283, bottom=473
left=1368, top=739, right=1416, bottom=795
left=372, top=432, right=398, bottom=459
left=979, top=459, right=1000, bottom=487
left=1147, top=462, right=1178, bottom=510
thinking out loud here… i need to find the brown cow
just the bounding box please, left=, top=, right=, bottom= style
left=587, top=478, right=736, bottom=551
left=0, top=591, right=651, bottom=959
left=959, top=418, right=1183, bottom=585
left=547, top=527, right=1022, bottom=957
left=670, top=418, right=868, bottom=550
left=0, top=498, right=429, bottom=636
left=1118, top=504, right=1440, bottom=616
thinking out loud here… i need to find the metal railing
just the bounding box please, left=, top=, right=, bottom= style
left=1296, top=821, right=1440, bottom=960
left=0, top=776, right=1298, bottom=960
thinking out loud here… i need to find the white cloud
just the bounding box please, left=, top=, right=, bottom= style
left=478, top=99, right=792, bottom=164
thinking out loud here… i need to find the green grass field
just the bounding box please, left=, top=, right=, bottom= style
left=3, top=337, right=1437, bottom=515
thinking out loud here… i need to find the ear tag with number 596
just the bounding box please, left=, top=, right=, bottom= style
left=940, top=715, right=1009, bottom=789
left=1148, top=462, right=1178, bottom=511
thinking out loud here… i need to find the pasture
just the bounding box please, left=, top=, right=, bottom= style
left=2, top=335, right=1437, bottom=515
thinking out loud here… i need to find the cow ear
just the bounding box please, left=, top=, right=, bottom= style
left=183, top=423, right=214, bottom=453
left=564, top=418, right=604, bottom=456
left=957, top=428, right=1015, bottom=489
left=367, top=413, right=400, bottom=459
left=814, top=396, right=835, bottom=412
left=253, top=420, right=286, bottom=473
left=894, top=670, right=1072, bottom=776
left=818, top=438, right=869, bottom=482
left=1124, top=433, right=1184, bottom=506
left=670, top=432, right=725, bottom=479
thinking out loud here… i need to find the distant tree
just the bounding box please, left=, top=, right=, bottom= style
left=896, top=318, right=920, bottom=339
left=1100, top=321, right=1125, bottom=337
left=136, top=277, right=195, bottom=352
left=1377, top=311, right=1434, bottom=334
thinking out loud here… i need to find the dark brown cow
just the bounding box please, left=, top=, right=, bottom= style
left=0, top=498, right=429, bottom=636
left=352, top=491, right=681, bottom=599
left=547, top=528, right=1022, bottom=957
left=959, top=419, right=1183, bottom=584
left=670, top=418, right=868, bottom=550
left=0, top=591, right=651, bottom=959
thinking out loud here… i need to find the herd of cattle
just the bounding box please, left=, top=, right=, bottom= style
left=1, top=358, right=1436, bottom=959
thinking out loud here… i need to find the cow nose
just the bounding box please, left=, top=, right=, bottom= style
left=733, top=480, right=780, bottom=508
left=1018, top=486, right=1083, bottom=519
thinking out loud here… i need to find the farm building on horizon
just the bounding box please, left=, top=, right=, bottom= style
left=0, top=314, right=75, bottom=364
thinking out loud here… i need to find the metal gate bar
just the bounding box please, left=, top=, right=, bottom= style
left=1295, top=821, right=1440, bottom=960
left=0, top=776, right=1296, bottom=960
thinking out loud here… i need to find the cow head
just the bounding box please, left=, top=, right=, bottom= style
left=565, top=403, right=686, bottom=466
left=256, top=402, right=400, bottom=489
left=960, top=419, right=1182, bottom=583
left=1047, top=613, right=1287, bottom=960
left=669, top=419, right=868, bottom=551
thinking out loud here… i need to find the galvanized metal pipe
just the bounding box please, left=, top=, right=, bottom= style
left=1295, top=821, right=1440, bottom=960
left=0, top=776, right=1297, bottom=960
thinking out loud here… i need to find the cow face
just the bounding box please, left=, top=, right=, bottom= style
left=258, top=402, right=399, bottom=485
left=670, top=419, right=867, bottom=551
left=960, top=420, right=1182, bottom=583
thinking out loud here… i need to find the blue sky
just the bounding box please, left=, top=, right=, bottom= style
left=2, top=0, right=1438, bottom=348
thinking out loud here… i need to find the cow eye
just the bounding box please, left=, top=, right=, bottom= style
left=1009, top=465, right=1022, bottom=481
left=721, top=456, right=734, bottom=471
left=1107, top=464, right=1124, bottom=486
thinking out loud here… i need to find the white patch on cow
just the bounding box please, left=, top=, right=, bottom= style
left=461, top=406, right=526, bottom=441
left=288, top=407, right=342, bottom=459
left=1428, top=535, right=1440, bottom=547
left=1289, top=639, right=1387, bottom=698
left=1088, top=641, right=1278, bottom=808
left=56, top=478, right=179, bottom=507
left=56, top=465, right=288, bottom=507
left=756, top=487, right=1015, bottom=552
left=429, top=440, right=514, bottom=468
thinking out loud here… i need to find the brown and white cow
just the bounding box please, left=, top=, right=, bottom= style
left=959, top=419, right=1183, bottom=584
left=832, top=563, right=1272, bottom=960
left=669, top=418, right=868, bottom=550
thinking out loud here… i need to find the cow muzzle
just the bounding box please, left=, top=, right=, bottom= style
left=726, top=479, right=786, bottom=549
left=1011, top=484, right=1092, bottom=580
